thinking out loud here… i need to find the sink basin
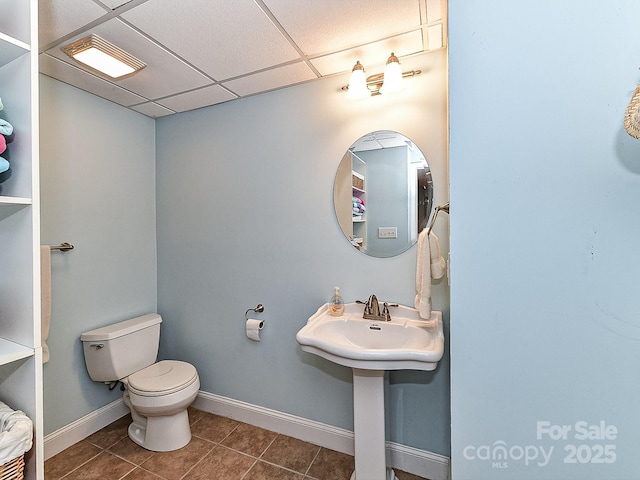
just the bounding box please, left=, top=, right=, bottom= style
left=296, top=302, right=444, bottom=371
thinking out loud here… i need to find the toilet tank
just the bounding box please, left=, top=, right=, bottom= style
left=81, top=313, right=162, bottom=382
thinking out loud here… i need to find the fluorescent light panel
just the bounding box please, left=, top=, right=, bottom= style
left=62, top=35, right=145, bottom=79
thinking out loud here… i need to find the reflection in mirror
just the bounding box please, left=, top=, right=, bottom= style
left=334, top=131, right=433, bottom=258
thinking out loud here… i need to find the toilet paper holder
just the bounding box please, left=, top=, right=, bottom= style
left=245, top=304, right=264, bottom=321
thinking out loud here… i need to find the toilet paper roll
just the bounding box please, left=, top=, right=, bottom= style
left=246, top=318, right=264, bottom=341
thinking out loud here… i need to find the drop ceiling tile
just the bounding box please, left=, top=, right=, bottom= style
left=39, top=0, right=108, bottom=48
left=222, top=62, right=316, bottom=97
left=427, top=24, right=443, bottom=50
left=121, top=0, right=301, bottom=81
left=426, top=0, right=444, bottom=23
left=156, top=85, right=237, bottom=113
left=310, top=30, right=424, bottom=77
left=46, top=18, right=212, bottom=100
left=39, top=53, right=147, bottom=107
left=262, top=0, right=422, bottom=56
left=129, top=101, right=174, bottom=118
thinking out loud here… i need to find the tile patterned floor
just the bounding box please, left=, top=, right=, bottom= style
left=45, top=408, right=430, bottom=480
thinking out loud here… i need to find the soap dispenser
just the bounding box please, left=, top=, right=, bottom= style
left=329, top=286, right=345, bottom=317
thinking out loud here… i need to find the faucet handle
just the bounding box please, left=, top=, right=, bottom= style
left=355, top=299, right=369, bottom=313
left=382, top=302, right=398, bottom=321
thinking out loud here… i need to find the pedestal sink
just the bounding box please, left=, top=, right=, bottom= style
left=296, top=302, right=444, bottom=480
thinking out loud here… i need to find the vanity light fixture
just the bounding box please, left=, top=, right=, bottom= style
left=341, top=53, right=421, bottom=97
left=62, top=34, right=145, bottom=80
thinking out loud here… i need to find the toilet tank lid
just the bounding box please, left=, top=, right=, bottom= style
left=81, top=313, right=162, bottom=342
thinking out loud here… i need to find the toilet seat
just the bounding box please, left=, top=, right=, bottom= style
left=128, top=360, right=198, bottom=397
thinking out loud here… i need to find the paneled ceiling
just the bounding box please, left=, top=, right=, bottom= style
left=39, top=0, right=446, bottom=118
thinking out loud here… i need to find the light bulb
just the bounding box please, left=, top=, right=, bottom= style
left=380, top=53, right=404, bottom=94
left=346, top=61, right=370, bottom=99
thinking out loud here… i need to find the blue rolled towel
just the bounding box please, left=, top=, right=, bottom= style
left=0, top=157, right=8, bottom=173
left=0, top=119, right=12, bottom=136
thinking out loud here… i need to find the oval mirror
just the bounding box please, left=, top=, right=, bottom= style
left=333, top=130, right=433, bottom=258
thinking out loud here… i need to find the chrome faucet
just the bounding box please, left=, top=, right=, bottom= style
left=365, top=294, right=380, bottom=319
left=357, top=295, right=398, bottom=321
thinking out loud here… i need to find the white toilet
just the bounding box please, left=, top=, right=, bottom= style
left=81, top=313, right=200, bottom=452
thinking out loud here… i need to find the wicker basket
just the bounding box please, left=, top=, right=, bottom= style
left=0, top=401, right=32, bottom=480
left=0, top=455, right=24, bottom=480
left=625, top=83, right=640, bottom=139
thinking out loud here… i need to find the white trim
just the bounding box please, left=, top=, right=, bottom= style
left=388, top=441, right=450, bottom=480
left=43, top=391, right=450, bottom=480
left=43, top=399, right=129, bottom=460
left=194, top=391, right=450, bottom=480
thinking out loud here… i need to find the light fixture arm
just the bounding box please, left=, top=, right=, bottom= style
left=341, top=69, right=422, bottom=96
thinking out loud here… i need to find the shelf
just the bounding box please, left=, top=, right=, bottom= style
left=0, top=196, right=32, bottom=205
left=0, top=32, right=29, bottom=67
left=0, top=338, right=34, bottom=366
left=0, top=197, right=31, bottom=221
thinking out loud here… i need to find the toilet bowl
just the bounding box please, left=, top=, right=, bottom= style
left=81, top=314, right=200, bottom=452
left=124, top=360, right=200, bottom=451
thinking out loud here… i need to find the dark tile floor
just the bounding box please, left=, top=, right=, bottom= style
left=44, top=408, right=429, bottom=480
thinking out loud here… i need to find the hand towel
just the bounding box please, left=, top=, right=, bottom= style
left=415, top=230, right=446, bottom=319
left=429, top=232, right=446, bottom=280
left=415, top=229, right=432, bottom=318
left=41, top=246, right=51, bottom=363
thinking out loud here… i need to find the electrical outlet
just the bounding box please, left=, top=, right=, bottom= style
left=378, top=227, right=397, bottom=239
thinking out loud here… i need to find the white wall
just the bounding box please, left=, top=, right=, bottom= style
left=155, top=50, right=450, bottom=454
left=450, top=1, right=640, bottom=478
left=39, top=75, right=157, bottom=434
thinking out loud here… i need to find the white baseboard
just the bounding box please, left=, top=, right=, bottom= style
left=194, top=391, right=450, bottom=480
left=44, top=398, right=129, bottom=460
left=44, top=391, right=450, bottom=480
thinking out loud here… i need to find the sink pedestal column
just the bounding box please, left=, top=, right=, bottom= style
left=350, top=369, right=397, bottom=480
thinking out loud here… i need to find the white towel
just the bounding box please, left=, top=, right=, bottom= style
left=415, top=230, right=446, bottom=319
left=40, top=246, right=51, bottom=364
left=429, top=232, right=446, bottom=280
left=0, top=401, right=32, bottom=464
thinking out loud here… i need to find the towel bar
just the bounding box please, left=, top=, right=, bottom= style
left=426, top=202, right=449, bottom=235
left=50, top=242, right=74, bottom=252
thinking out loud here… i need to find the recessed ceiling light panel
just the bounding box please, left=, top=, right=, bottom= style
left=62, top=34, right=145, bottom=80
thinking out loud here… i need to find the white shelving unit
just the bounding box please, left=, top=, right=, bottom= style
left=351, top=153, right=367, bottom=250
left=0, top=0, right=43, bottom=478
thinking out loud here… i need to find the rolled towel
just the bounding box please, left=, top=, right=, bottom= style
left=0, top=119, right=12, bottom=136
left=0, top=157, right=8, bottom=174
left=0, top=135, right=5, bottom=155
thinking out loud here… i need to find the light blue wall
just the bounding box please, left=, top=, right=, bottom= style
left=450, top=1, right=640, bottom=478
left=38, top=49, right=448, bottom=454
left=155, top=50, right=449, bottom=454
left=39, top=75, right=157, bottom=434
